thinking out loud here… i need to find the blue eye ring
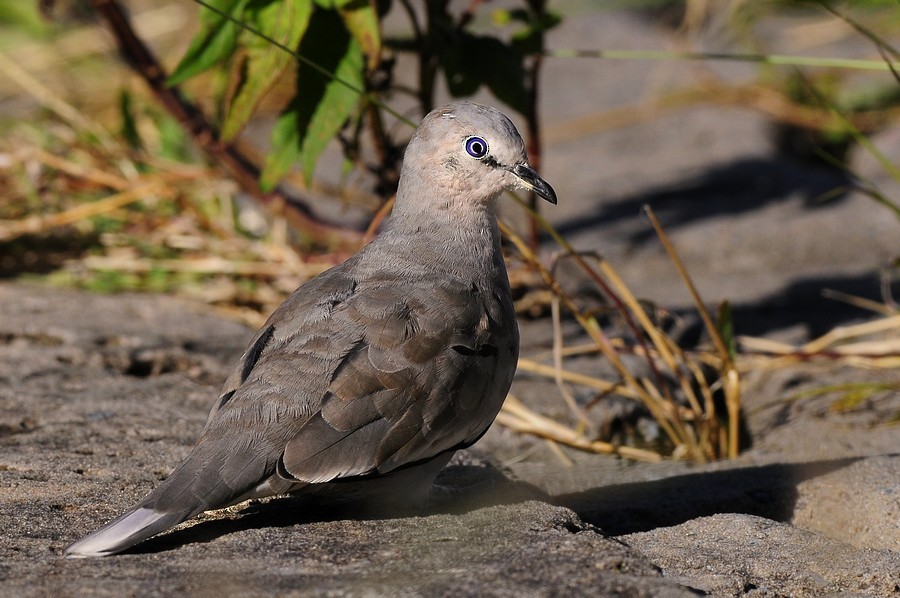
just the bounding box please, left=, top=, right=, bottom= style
left=465, top=136, right=488, bottom=159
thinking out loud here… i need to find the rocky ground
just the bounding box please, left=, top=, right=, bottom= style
left=0, top=282, right=897, bottom=596
left=2, top=4, right=899, bottom=598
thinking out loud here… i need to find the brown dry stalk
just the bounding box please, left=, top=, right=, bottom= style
left=497, top=394, right=664, bottom=462
left=79, top=255, right=332, bottom=278
left=643, top=206, right=741, bottom=458
left=515, top=358, right=639, bottom=399
left=544, top=81, right=895, bottom=146
left=499, top=219, right=728, bottom=461
left=87, top=0, right=363, bottom=250
left=0, top=184, right=167, bottom=241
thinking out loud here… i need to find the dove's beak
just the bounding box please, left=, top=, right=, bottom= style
left=511, top=163, right=557, bottom=204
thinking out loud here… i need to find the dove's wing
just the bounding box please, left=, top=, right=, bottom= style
left=205, top=254, right=518, bottom=486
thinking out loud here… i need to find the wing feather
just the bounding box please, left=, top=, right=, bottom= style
left=201, top=261, right=517, bottom=487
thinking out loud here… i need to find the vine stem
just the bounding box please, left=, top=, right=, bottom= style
left=88, top=0, right=364, bottom=249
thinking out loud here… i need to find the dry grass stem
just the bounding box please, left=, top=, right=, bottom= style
left=821, top=289, right=896, bottom=316
left=500, top=201, right=740, bottom=462
left=0, top=184, right=167, bottom=241
left=79, top=256, right=332, bottom=278
left=497, top=395, right=664, bottom=462
left=738, top=315, right=900, bottom=370
left=0, top=51, right=119, bottom=154
left=643, top=206, right=741, bottom=458
left=551, top=297, right=593, bottom=431
left=803, top=314, right=900, bottom=354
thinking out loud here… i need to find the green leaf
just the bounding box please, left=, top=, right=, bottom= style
left=510, top=10, right=562, bottom=55
left=716, top=301, right=737, bottom=363
left=312, top=0, right=368, bottom=8
left=119, top=90, right=142, bottom=151
left=262, top=8, right=364, bottom=190
left=262, top=106, right=301, bottom=191
left=158, top=115, right=191, bottom=162
left=300, top=44, right=362, bottom=184
left=337, top=0, right=381, bottom=70
left=167, top=0, right=249, bottom=86
left=221, top=0, right=313, bottom=140
left=443, top=33, right=529, bottom=115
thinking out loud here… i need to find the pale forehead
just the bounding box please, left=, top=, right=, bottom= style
left=423, top=102, right=521, bottom=143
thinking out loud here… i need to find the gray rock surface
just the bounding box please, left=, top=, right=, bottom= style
left=624, top=514, right=900, bottom=597
left=2, top=3, right=899, bottom=596
left=2, top=282, right=898, bottom=596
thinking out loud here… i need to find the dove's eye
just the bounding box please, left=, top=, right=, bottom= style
left=465, top=136, right=488, bottom=159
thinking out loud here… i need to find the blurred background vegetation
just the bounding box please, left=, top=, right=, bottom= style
left=0, top=0, right=897, bottom=462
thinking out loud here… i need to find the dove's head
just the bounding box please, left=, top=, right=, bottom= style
left=394, top=102, right=556, bottom=216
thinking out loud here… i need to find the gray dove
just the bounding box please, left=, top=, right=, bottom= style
left=65, top=101, right=557, bottom=558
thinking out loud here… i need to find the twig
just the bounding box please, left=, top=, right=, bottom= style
left=362, top=196, right=395, bottom=244
left=551, top=297, right=593, bottom=430
left=523, top=0, right=547, bottom=250
left=0, top=184, right=167, bottom=241
left=88, top=0, right=363, bottom=249
left=643, top=206, right=741, bottom=457
left=516, top=358, right=639, bottom=399
left=498, top=394, right=664, bottom=462
left=79, top=255, right=331, bottom=278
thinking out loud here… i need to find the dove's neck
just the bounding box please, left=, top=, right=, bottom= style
left=384, top=194, right=507, bottom=283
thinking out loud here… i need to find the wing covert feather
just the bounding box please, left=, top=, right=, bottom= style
left=202, top=261, right=517, bottom=486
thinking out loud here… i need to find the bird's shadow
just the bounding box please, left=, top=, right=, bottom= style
left=126, top=459, right=545, bottom=556
left=124, top=451, right=888, bottom=555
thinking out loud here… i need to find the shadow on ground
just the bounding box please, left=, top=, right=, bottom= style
left=552, top=154, right=853, bottom=242
left=120, top=455, right=885, bottom=555
left=553, top=457, right=876, bottom=536
left=122, top=459, right=546, bottom=556
left=668, top=271, right=899, bottom=342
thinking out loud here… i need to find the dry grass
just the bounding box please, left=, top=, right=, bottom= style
left=497, top=201, right=742, bottom=463
left=0, top=1, right=897, bottom=464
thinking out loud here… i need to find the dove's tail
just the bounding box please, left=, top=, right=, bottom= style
left=63, top=501, right=196, bottom=558
left=65, top=446, right=280, bottom=558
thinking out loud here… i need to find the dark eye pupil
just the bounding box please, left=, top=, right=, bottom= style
left=466, top=137, right=487, bottom=158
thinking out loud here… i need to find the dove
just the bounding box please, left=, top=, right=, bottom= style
left=65, top=101, right=557, bottom=557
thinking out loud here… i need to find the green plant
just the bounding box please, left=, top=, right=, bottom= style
left=3, top=0, right=899, bottom=462
left=160, top=0, right=558, bottom=202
